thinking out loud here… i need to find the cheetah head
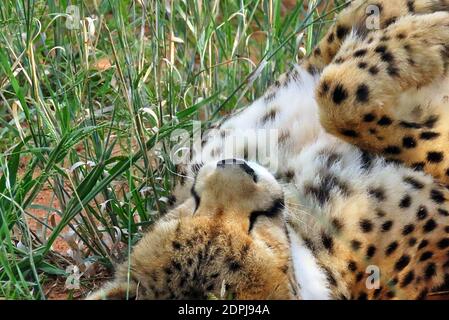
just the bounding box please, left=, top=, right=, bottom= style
left=87, top=159, right=298, bottom=300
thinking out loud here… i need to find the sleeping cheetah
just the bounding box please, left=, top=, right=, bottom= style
left=88, top=0, right=449, bottom=299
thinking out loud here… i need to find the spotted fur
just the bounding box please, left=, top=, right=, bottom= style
left=88, top=0, right=449, bottom=300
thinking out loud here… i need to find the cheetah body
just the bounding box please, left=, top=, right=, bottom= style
left=88, top=0, right=449, bottom=300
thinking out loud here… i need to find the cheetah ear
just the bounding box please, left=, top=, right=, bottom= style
left=86, top=281, right=136, bottom=300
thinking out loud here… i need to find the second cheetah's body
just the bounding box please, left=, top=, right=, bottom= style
left=89, top=0, right=449, bottom=300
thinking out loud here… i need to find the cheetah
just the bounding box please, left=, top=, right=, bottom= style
left=88, top=1, right=449, bottom=299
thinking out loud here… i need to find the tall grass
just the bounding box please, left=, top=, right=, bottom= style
left=0, top=0, right=341, bottom=299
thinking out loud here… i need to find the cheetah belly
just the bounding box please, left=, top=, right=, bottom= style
left=194, top=65, right=324, bottom=175
left=287, top=225, right=332, bottom=300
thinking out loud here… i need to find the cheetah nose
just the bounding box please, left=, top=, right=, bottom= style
left=217, top=159, right=257, bottom=182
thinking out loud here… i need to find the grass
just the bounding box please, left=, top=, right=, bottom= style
left=0, top=0, right=343, bottom=299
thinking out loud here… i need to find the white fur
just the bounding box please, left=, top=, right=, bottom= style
left=193, top=65, right=326, bottom=175
left=287, top=226, right=332, bottom=300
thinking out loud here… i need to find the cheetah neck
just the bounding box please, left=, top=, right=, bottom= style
left=287, top=225, right=332, bottom=300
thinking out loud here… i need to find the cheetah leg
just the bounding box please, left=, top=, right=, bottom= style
left=317, top=12, right=449, bottom=183
left=304, top=0, right=449, bottom=74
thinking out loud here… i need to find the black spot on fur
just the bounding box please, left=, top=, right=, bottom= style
left=401, top=271, right=415, bottom=288
left=336, top=25, right=349, bottom=40
left=369, top=187, right=386, bottom=201
left=307, top=64, right=319, bottom=76
left=399, top=195, right=412, bottom=208
left=356, top=84, right=370, bottom=103
left=332, top=84, right=349, bottom=105
left=363, top=113, right=376, bottom=122
left=358, top=62, right=368, bottom=69
left=386, top=241, right=398, bottom=256
left=417, top=289, right=428, bottom=300
left=384, top=146, right=401, bottom=155
left=420, top=132, right=440, bottom=140
left=321, top=232, right=334, bottom=253
left=354, top=49, right=368, bottom=57
left=351, top=240, right=362, bottom=251
left=427, top=152, right=444, bottom=163
left=360, top=151, right=374, bottom=170
left=430, top=189, right=446, bottom=204
left=418, top=239, right=429, bottom=250
left=304, top=174, right=350, bottom=206
left=423, top=219, right=438, bottom=233
left=366, top=245, right=377, bottom=259
left=384, top=17, right=397, bottom=27
left=409, top=238, right=417, bottom=247
left=331, top=218, right=344, bottom=234
left=378, top=48, right=393, bottom=62
left=341, top=129, right=358, bottom=138
left=375, top=45, right=386, bottom=54
left=368, top=66, right=379, bottom=75
left=395, top=255, right=411, bottom=271
left=320, top=81, right=330, bottom=94
left=403, top=177, right=424, bottom=190
left=420, top=251, right=434, bottom=262
left=360, top=219, right=373, bottom=233
left=412, top=162, right=425, bottom=172
left=438, top=238, right=449, bottom=249
left=417, top=206, right=428, bottom=220
left=348, top=261, right=357, bottom=272
left=403, top=224, right=415, bottom=236
left=377, top=116, right=393, bottom=126
left=261, top=109, right=278, bottom=123
left=400, top=121, right=422, bottom=129
left=382, top=220, right=393, bottom=232
left=438, top=208, right=449, bottom=217
left=424, top=263, right=436, bottom=279
left=373, top=287, right=383, bottom=299
left=402, top=136, right=417, bottom=149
